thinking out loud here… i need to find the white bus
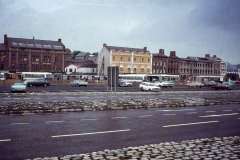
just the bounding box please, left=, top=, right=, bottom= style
left=0, top=73, right=5, bottom=80
left=21, top=72, right=53, bottom=80
left=146, top=74, right=180, bottom=82
left=118, top=74, right=147, bottom=82
left=195, top=75, right=224, bottom=83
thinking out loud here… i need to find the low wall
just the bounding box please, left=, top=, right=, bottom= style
left=0, top=79, right=108, bottom=87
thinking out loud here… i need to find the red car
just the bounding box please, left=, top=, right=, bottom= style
left=211, top=83, right=234, bottom=90
left=235, top=80, right=240, bottom=84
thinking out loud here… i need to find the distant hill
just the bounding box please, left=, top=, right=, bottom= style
left=227, top=62, right=239, bottom=72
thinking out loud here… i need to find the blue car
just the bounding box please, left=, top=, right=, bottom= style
left=11, top=82, right=27, bottom=93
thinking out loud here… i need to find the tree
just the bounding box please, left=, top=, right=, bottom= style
left=72, top=51, right=81, bottom=59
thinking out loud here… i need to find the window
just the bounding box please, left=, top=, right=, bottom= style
left=12, top=54, right=15, bottom=61
left=142, top=58, right=144, bottom=62
left=113, top=56, right=115, bottom=60
left=47, top=56, right=51, bottom=62
left=44, top=56, right=47, bottom=62
left=128, top=57, right=130, bottom=61
left=23, top=64, right=27, bottom=69
left=128, top=67, right=131, bottom=73
left=11, top=64, right=15, bottom=69
left=134, top=58, right=136, bottom=62
left=69, top=68, right=72, bottom=72
left=134, top=68, right=136, bottom=73
left=120, top=57, right=123, bottom=61
left=141, top=68, right=144, bottom=72
left=24, top=55, right=27, bottom=61
left=19, top=64, right=23, bottom=69
left=148, top=59, right=150, bottom=62
left=120, top=67, right=123, bottom=71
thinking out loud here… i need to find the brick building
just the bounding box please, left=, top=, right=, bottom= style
left=0, top=34, right=66, bottom=73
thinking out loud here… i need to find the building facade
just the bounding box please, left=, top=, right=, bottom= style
left=98, top=43, right=152, bottom=76
left=1, top=34, right=66, bottom=73
left=152, top=49, right=168, bottom=74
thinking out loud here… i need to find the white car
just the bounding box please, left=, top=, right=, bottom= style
left=139, top=82, right=160, bottom=92
left=187, top=81, right=204, bottom=88
left=154, top=81, right=174, bottom=88
left=70, top=80, right=88, bottom=87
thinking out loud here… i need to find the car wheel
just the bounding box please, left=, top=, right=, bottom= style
left=78, top=85, right=81, bottom=87
left=141, top=87, right=144, bottom=91
left=85, top=85, right=87, bottom=87
left=29, top=84, right=33, bottom=87
left=187, top=85, right=190, bottom=87
left=44, top=84, right=47, bottom=87
left=71, top=84, right=74, bottom=87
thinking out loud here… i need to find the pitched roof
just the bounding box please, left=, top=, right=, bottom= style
left=7, top=37, right=65, bottom=50
left=106, top=46, right=148, bottom=53
left=75, top=52, right=90, bottom=57
left=0, top=43, right=7, bottom=51
left=80, top=63, right=98, bottom=68
left=65, top=59, right=94, bottom=63
left=152, top=53, right=168, bottom=58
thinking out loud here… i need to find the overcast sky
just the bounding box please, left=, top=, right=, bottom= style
left=0, top=0, right=239, bottom=64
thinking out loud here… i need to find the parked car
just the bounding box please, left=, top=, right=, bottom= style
left=211, top=83, right=234, bottom=90
left=235, top=80, right=240, bottom=84
left=11, top=82, right=27, bottom=93
left=154, top=81, right=174, bottom=88
left=204, top=81, right=217, bottom=87
left=118, top=80, right=132, bottom=87
left=70, top=80, right=88, bottom=87
left=186, top=81, right=204, bottom=88
left=139, top=82, right=160, bottom=92
left=222, top=82, right=234, bottom=86
left=26, top=79, right=50, bottom=87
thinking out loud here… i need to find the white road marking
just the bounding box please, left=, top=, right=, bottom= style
left=23, top=98, right=31, bottom=99
left=123, top=96, right=132, bottom=97
left=3, top=98, right=11, bottom=99
left=205, top=111, right=216, bottom=113
left=223, top=110, right=232, bottom=112
left=199, top=113, right=239, bottom=117
left=156, top=109, right=196, bottom=112
left=13, top=98, right=21, bottom=99
left=163, top=121, right=219, bottom=128
left=79, top=97, right=89, bottom=98
left=139, top=115, right=153, bottom=118
left=0, top=139, right=11, bottom=142
left=46, top=121, right=65, bottom=123
left=163, top=114, right=176, bottom=115
left=52, top=129, right=130, bottom=138
left=33, top=98, right=41, bottom=99
left=11, top=123, right=30, bottom=125
left=81, top=119, right=98, bottom=121
left=111, top=117, right=127, bottom=119
left=186, top=112, right=197, bottom=114
left=65, top=97, right=75, bottom=98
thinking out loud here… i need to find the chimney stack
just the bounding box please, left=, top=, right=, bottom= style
left=213, top=55, right=216, bottom=58
left=103, top=43, right=107, bottom=47
left=159, top=49, right=164, bottom=54
left=205, top=54, right=210, bottom=59
left=58, top=38, right=61, bottom=42
left=4, top=34, right=8, bottom=45
left=170, top=51, right=176, bottom=57
left=144, top=47, right=147, bottom=51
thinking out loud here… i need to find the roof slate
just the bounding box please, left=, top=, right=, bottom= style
left=152, top=53, right=168, bottom=58
left=106, top=46, right=147, bottom=53
left=65, top=59, right=94, bottom=63
left=0, top=43, right=7, bottom=50
left=7, top=37, right=65, bottom=50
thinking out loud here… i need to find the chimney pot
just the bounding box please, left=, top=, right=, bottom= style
left=58, top=38, right=61, bottom=42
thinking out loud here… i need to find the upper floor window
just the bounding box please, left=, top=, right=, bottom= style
left=120, top=57, right=123, bottom=61
left=134, top=58, right=136, bottom=62
left=148, top=59, right=150, bottom=62
left=113, top=56, right=115, bottom=61
left=12, top=54, right=15, bottom=61
left=142, top=58, right=144, bottom=62
left=128, top=57, right=130, bottom=61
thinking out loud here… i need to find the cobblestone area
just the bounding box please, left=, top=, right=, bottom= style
left=29, top=136, right=240, bottom=160
left=0, top=95, right=240, bottom=115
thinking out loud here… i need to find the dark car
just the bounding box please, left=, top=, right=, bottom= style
left=204, top=81, right=217, bottom=87
left=236, top=80, right=240, bottom=84
left=211, top=83, right=234, bottom=90
left=26, top=79, right=50, bottom=87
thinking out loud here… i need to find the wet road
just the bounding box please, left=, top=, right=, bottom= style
left=0, top=104, right=239, bottom=159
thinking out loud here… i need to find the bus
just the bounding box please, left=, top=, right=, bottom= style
left=21, top=72, right=53, bottom=80
left=118, top=74, right=147, bottom=82
left=195, top=75, right=224, bottom=83
left=146, top=74, right=180, bottom=82
left=0, top=73, right=5, bottom=80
